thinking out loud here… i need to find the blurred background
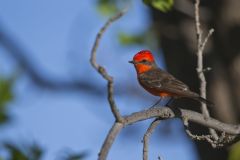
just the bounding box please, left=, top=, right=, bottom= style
left=0, top=0, right=240, bottom=160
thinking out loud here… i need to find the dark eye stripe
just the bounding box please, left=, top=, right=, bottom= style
left=139, top=59, right=152, bottom=65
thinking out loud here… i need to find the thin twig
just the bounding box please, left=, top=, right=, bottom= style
left=183, top=118, right=236, bottom=148
left=143, top=118, right=161, bottom=160
left=185, top=129, right=219, bottom=147
left=194, top=0, right=218, bottom=140
left=90, top=8, right=128, bottom=122
left=195, top=0, right=202, bottom=49
left=183, top=117, right=219, bottom=148
left=195, top=0, right=207, bottom=116
left=201, top=29, right=214, bottom=52
left=90, top=7, right=128, bottom=71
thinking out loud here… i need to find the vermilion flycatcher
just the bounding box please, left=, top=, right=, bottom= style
left=129, top=50, right=212, bottom=106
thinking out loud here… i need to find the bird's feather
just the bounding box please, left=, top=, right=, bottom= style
left=138, top=68, right=199, bottom=98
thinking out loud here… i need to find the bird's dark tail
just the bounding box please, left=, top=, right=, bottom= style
left=196, top=96, right=214, bottom=107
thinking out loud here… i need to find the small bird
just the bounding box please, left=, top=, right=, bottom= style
left=129, top=50, right=213, bottom=107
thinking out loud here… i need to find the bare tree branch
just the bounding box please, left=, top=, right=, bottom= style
left=183, top=118, right=236, bottom=148
left=143, top=118, right=161, bottom=160
left=195, top=0, right=209, bottom=117
left=89, top=8, right=129, bottom=122
left=98, top=122, right=124, bottom=160
left=123, top=107, right=240, bottom=134
left=201, top=29, right=214, bottom=53
left=98, top=106, right=240, bottom=160
left=194, top=0, right=218, bottom=140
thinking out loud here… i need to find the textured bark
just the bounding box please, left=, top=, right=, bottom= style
left=150, top=0, right=240, bottom=159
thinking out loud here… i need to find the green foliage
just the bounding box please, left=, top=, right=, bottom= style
left=97, top=0, right=118, bottom=15
left=58, top=150, right=87, bottom=160
left=2, top=142, right=88, bottom=160
left=143, top=0, right=174, bottom=12
left=4, top=143, right=29, bottom=160
left=0, top=108, right=9, bottom=125
left=118, top=32, right=145, bottom=45
left=229, top=142, right=240, bottom=160
left=3, top=142, right=43, bottom=160
left=96, top=0, right=129, bottom=15
left=118, top=30, right=159, bottom=50
left=62, top=153, right=86, bottom=160
left=0, top=77, right=13, bottom=107
left=0, top=76, right=14, bottom=124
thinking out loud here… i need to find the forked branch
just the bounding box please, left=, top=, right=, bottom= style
left=194, top=0, right=218, bottom=140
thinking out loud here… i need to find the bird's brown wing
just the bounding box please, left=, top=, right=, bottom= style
left=138, top=68, right=199, bottom=98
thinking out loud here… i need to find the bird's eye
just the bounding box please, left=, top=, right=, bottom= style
left=141, top=59, right=147, bottom=63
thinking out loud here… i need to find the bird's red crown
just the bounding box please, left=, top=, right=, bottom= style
left=133, top=50, right=155, bottom=62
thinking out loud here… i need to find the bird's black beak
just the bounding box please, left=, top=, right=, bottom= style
left=128, top=60, right=134, bottom=64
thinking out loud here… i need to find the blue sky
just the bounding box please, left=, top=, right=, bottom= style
left=0, top=1, right=198, bottom=160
